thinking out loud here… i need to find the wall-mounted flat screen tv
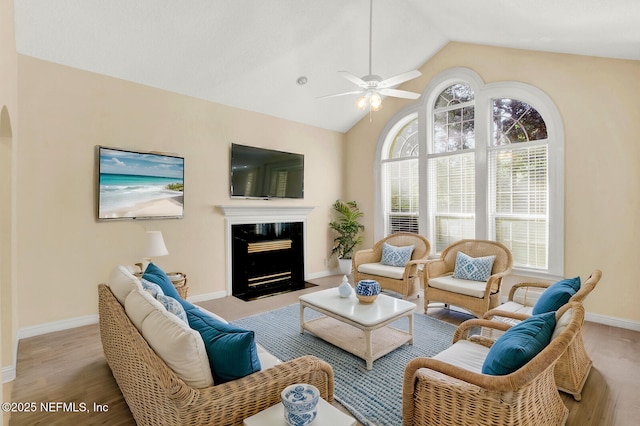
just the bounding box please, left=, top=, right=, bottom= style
left=97, top=146, right=184, bottom=220
left=230, top=143, right=304, bottom=199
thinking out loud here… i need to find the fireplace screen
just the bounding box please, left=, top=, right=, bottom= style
left=231, top=222, right=305, bottom=300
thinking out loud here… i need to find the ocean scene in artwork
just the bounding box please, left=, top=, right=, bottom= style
left=99, top=148, right=184, bottom=219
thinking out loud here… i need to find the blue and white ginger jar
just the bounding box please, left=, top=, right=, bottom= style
left=355, top=280, right=381, bottom=303
left=281, top=384, right=319, bottom=426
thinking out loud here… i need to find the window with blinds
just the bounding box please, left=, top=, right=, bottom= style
left=429, top=83, right=476, bottom=252
left=382, top=117, right=419, bottom=235
left=489, top=98, right=549, bottom=269
left=428, top=153, right=475, bottom=252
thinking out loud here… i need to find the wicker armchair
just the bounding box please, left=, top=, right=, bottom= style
left=483, top=269, right=602, bottom=401
left=352, top=232, right=430, bottom=299
left=424, top=239, right=513, bottom=317
left=98, top=284, right=334, bottom=426
left=403, top=302, right=585, bottom=426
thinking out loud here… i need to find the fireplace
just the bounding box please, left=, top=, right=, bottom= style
left=217, top=205, right=315, bottom=300
left=232, top=222, right=304, bottom=300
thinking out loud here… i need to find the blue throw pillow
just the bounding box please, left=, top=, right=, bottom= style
left=142, top=263, right=197, bottom=312
left=452, top=252, right=496, bottom=281
left=156, top=294, right=188, bottom=323
left=531, top=276, right=581, bottom=315
left=482, top=311, right=557, bottom=375
left=140, top=278, right=165, bottom=298
left=186, top=308, right=261, bottom=383
left=381, top=243, right=414, bottom=267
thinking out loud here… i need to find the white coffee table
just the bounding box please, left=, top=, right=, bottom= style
left=243, top=397, right=356, bottom=426
left=299, top=287, right=416, bottom=370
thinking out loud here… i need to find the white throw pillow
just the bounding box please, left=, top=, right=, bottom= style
left=107, top=265, right=143, bottom=305
left=551, top=308, right=573, bottom=340
left=125, top=288, right=164, bottom=330
left=125, top=288, right=214, bottom=388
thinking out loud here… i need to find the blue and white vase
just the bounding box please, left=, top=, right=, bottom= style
left=355, top=280, right=381, bottom=303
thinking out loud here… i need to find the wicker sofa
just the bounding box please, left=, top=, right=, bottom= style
left=98, top=268, right=334, bottom=426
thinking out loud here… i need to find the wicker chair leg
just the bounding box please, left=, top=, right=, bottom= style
left=554, top=331, right=592, bottom=401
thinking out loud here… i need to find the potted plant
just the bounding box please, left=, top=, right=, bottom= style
left=329, top=200, right=365, bottom=275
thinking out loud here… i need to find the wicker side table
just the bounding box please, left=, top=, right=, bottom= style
left=167, top=272, right=188, bottom=299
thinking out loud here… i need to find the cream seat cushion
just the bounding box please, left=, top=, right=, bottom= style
left=256, top=344, right=281, bottom=370
left=357, top=262, right=405, bottom=280
left=432, top=340, right=490, bottom=373
left=431, top=315, right=567, bottom=374
left=428, top=275, right=487, bottom=298
left=495, top=301, right=534, bottom=316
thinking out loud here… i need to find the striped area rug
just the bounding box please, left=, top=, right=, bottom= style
left=232, top=303, right=457, bottom=426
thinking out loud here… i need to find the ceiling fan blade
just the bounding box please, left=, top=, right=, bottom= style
left=378, top=70, right=422, bottom=89
left=378, top=88, right=421, bottom=100
left=338, top=71, right=368, bottom=88
left=317, top=90, right=364, bottom=100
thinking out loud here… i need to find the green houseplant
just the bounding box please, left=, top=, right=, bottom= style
left=330, top=200, right=364, bottom=274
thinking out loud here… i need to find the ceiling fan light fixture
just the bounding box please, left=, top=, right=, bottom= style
left=356, top=94, right=369, bottom=110
left=318, top=0, right=421, bottom=113
left=370, top=92, right=382, bottom=111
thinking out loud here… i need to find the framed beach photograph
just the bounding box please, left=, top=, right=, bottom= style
left=97, top=146, right=184, bottom=220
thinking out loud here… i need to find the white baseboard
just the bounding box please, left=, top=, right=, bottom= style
left=17, top=314, right=99, bottom=340
left=187, top=290, right=227, bottom=303
left=2, top=365, right=15, bottom=383
left=585, top=312, right=640, bottom=332
left=307, top=269, right=339, bottom=280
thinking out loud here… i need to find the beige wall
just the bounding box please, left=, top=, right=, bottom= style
left=345, top=42, right=640, bottom=322
left=1, top=0, right=18, bottom=410
left=15, top=55, right=345, bottom=328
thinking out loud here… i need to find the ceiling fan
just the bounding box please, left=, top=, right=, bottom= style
left=319, top=0, right=422, bottom=112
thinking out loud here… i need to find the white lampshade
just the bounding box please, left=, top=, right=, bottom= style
left=144, top=231, right=169, bottom=259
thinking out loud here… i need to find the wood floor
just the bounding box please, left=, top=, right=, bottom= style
left=5, top=275, right=640, bottom=425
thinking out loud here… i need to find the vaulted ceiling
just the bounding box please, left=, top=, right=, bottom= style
left=14, top=0, right=640, bottom=133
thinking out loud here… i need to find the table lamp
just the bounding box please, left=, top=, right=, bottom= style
left=143, top=230, right=169, bottom=264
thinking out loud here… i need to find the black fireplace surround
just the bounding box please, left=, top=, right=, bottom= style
left=231, top=222, right=305, bottom=301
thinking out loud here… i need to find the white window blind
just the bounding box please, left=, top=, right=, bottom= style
left=382, top=158, right=419, bottom=234
left=428, top=152, right=475, bottom=252
left=489, top=145, right=548, bottom=269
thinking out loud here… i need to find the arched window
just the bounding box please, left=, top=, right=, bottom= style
left=380, top=113, right=419, bottom=235
left=428, top=83, right=476, bottom=251
left=489, top=98, right=550, bottom=270
left=375, top=69, right=564, bottom=277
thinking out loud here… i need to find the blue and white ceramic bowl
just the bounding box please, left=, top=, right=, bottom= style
left=281, top=384, right=319, bottom=426
left=355, top=280, right=381, bottom=303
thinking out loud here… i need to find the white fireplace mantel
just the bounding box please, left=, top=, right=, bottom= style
left=216, top=205, right=315, bottom=223
left=216, top=205, right=315, bottom=295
